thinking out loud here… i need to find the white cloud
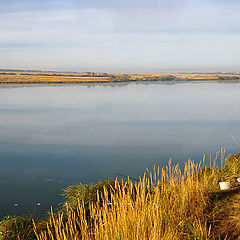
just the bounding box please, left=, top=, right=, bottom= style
left=0, top=1, right=240, bottom=72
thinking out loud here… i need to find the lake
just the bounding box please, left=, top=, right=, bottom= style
left=0, top=82, right=240, bottom=218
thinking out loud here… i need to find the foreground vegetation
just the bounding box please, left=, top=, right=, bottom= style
left=0, top=71, right=240, bottom=85
left=0, top=154, right=240, bottom=239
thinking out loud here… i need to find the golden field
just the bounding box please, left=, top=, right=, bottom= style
left=0, top=72, right=240, bottom=85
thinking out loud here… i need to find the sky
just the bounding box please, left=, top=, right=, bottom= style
left=0, top=0, right=240, bottom=73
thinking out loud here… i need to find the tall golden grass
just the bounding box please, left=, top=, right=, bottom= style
left=34, top=159, right=220, bottom=240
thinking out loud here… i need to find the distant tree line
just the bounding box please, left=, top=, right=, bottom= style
left=143, top=75, right=177, bottom=81
left=109, top=75, right=131, bottom=81
left=218, top=76, right=240, bottom=80
left=108, top=75, right=177, bottom=82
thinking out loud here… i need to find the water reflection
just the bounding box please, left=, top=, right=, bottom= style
left=0, top=83, right=240, bottom=218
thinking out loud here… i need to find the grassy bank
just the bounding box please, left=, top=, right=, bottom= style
left=0, top=154, right=240, bottom=239
left=1, top=72, right=240, bottom=85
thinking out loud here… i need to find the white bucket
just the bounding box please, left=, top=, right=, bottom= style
left=219, top=181, right=230, bottom=190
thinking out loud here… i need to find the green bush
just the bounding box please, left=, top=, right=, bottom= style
left=224, top=154, right=240, bottom=180
left=63, top=180, right=115, bottom=206
left=0, top=216, right=35, bottom=240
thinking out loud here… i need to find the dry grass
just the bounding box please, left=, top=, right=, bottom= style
left=0, top=74, right=109, bottom=83
left=33, top=160, right=220, bottom=240
left=207, top=186, right=240, bottom=239
left=1, top=156, right=239, bottom=239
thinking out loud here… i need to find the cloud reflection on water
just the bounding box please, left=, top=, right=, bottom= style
left=0, top=83, right=240, bottom=218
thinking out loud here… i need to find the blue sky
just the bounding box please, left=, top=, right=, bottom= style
left=0, top=0, right=240, bottom=73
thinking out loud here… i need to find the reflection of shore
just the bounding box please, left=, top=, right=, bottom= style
left=0, top=79, right=240, bottom=88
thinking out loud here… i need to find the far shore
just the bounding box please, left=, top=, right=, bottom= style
left=1, top=72, right=240, bottom=86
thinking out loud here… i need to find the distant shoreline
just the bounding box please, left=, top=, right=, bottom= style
left=1, top=72, right=240, bottom=86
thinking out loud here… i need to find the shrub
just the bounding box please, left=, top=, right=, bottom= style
left=0, top=216, right=35, bottom=240
left=63, top=180, right=115, bottom=206
left=223, top=154, right=240, bottom=180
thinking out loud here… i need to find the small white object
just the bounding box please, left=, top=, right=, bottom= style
left=37, top=203, right=41, bottom=206
left=219, top=181, right=230, bottom=190
left=237, top=178, right=240, bottom=183
left=14, top=203, right=18, bottom=207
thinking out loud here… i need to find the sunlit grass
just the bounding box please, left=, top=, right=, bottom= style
left=1, top=155, right=239, bottom=239
left=33, top=159, right=221, bottom=240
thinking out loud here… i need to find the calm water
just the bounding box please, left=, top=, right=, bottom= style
left=0, top=82, right=240, bottom=218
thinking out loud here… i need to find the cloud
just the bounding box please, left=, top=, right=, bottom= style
left=0, top=0, right=240, bottom=72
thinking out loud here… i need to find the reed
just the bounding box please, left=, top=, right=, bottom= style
left=34, top=159, right=220, bottom=240
left=2, top=155, right=239, bottom=239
